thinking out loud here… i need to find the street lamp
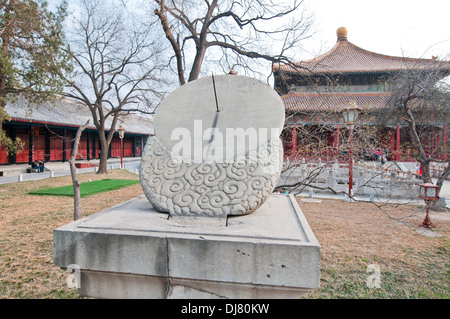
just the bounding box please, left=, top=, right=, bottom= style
left=118, top=125, right=125, bottom=169
left=342, top=101, right=359, bottom=125
left=418, top=183, right=439, bottom=228
left=342, top=101, right=360, bottom=199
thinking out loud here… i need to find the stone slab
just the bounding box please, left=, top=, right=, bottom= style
left=53, top=194, right=321, bottom=299
left=153, top=75, right=285, bottom=160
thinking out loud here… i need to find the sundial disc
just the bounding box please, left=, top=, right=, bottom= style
left=140, top=74, right=285, bottom=222
left=153, top=74, right=285, bottom=163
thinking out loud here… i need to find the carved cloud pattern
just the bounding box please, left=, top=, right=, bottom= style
left=139, top=136, right=283, bottom=218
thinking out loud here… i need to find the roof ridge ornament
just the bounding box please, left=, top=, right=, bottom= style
left=336, top=26, right=348, bottom=42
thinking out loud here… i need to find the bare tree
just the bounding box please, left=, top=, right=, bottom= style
left=387, top=58, right=450, bottom=197
left=152, top=0, right=313, bottom=85
left=276, top=57, right=450, bottom=210
left=69, top=120, right=89, bottom=220
left=276, top=108, right=387, bottom=195
left=61, top=0, right=165, bottom=173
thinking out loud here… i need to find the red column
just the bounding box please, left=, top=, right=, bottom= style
left=396, top=124, right=400, bottom=161
left=0, top=125, right=10, bottom=164
left=120, top=137, right=124, bottom=168
left=291, top=125, right=297, bottom=156
left=348, top=124, right=354, bottom=196
left=443, top=124, right=448, bottom=161
left=0, top=140, right=8, bottom=164
left=335, top=124, right=340, bottom=157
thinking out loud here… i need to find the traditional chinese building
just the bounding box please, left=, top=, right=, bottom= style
left=274, top=27, right=450, bottom=162
left=0, top=96, right=153, bottom=165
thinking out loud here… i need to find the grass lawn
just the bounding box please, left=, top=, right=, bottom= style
left=28, top=178, right=140, bottom=197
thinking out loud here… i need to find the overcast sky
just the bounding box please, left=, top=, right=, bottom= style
left=54, top=0, right=450, bottom=60
left=302, top=0, right=450, bottom=61
left=51, top=0, right=450, bottom=80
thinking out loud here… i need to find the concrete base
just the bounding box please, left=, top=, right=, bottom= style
left=54, top=194, right=320, bottom=299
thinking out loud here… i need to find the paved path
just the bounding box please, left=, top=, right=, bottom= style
left=0, top=158, right=140, bottom=185
left=294, top=178, right=450, bottom=208
left=439, top=179, right=450, bottom=198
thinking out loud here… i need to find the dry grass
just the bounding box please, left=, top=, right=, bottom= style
left=298, top=197, right=450, bottom=298
left=0, top=169, right=142, bottom=299
left=0, top=171, right=449, bottom=299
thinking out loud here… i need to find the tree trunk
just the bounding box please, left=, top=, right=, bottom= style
left=187, top=1, right=216, bottom=82
left=154, top=3, right=186, bottom=86
left=419, top=160, right=431, bottom=183
left=188, top=45, right=206, bottom=82
left=403, top=101, right=432, bottom=183
left=97, top=129, right=109, bottom=174
left=69, top=120, right=89, bottom=221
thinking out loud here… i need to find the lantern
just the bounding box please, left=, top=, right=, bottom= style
left=342, top=100, right=360, bottom=198
left=418, top=183, right=439, bottom=228
left=118, top=125, right=126, bottom=139
left=342, top=100, right=360, bottom=125
left=419, top=183, right=439, bottom=201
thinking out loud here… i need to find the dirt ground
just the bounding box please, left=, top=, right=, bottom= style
left=297, top=197, right=450, bottom=298
left=0, top=169, right=143, bottom=298
left=0, top=170, right=449, bottom=298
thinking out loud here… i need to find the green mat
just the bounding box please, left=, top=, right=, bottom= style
left=29, top=179, right=140, bottom=197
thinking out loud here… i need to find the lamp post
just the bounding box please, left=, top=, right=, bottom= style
left=342, top=101, right=360, bottom=198
left=418, top=183, right=439, bottom=228
left=118, top=125, right=125, bottom=169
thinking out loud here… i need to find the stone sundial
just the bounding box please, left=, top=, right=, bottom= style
left=139, top=74, right=285, bottom=226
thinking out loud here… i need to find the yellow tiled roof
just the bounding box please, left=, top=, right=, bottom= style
left=275, top=29, right=450, bottom=75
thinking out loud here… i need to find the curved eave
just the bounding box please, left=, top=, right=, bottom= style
left=274, top=68, right=414, bottom=76
left=273, top=39, right=450, bottom=76
left=274, top=64, right=450, bottom=78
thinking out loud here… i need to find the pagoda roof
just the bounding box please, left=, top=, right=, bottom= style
left=275, top=27, right=450, bottom=76
left=5, top=96, right=154, bottom=135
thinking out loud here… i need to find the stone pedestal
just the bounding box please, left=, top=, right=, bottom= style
left=53, top=194, right=320, bottom=299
